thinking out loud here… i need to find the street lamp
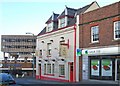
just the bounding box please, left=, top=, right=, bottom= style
left=26, top=32, right=35, bottom=77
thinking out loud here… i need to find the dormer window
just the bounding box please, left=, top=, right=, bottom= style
left=60, top=18, right=65, bottom=28
left=47, top=23, right=53, bottom=32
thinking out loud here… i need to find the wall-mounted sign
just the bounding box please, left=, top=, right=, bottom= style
left=91, top=60, right=100, bottom=76
left=101, top=60, right=112, bottom=76
left=76, top=49, right=82, bottom=56
left=60, top=45, right=68, bottom=58
left=82, top=46, right=119, bottom=55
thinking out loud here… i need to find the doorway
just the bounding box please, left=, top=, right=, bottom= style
left=69, top=62, right=73, bottom=82
left=39, top=64, right=41, bottom=79
left=117, top=59, right=120, bottom=80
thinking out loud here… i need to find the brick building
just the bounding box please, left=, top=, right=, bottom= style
left=79, top=1, right=120, bottom=81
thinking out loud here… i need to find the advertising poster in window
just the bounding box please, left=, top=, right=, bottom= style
left=102, top=60, right=112, bottom=76
left=91, top=60, right=99, bottom=76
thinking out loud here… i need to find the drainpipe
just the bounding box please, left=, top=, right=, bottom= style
left=73, top=24, right=76, bottom=82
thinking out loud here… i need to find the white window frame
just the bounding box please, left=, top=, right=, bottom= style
left=47, top=64, right=51, bottom=74
left=52, top=63, right=55, bottom=74
left=60, top=18, right=65, bottom=28
left=91, top=26, right=99, bottom=43
left=44, top=64, right=47, bottom=74
left=47, top=43, right=52, bottom=56
left=47, top=23, right=53, bottom=32
left=59, top=64, right=65, bottom=76
left=114, top=21, right=120, bottom=40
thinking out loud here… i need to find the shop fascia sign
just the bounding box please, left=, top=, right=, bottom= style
left=82, top=49, right=101, bottom=55
left=82, top=46, right=119, bottom=55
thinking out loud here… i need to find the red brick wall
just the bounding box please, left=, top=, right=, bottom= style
left=79, top=2, right=120, bottom=48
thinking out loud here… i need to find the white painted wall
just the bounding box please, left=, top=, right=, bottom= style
left=36, top=26, right=75, bottom=80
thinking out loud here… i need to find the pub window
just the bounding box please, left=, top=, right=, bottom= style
left=59, top=65, right=65, bottom=76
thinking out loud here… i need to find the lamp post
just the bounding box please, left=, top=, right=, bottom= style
left=26, top=32, right=35, bottom=77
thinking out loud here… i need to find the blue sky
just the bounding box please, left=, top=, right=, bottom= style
left=0, top=0, right=120, bottom=59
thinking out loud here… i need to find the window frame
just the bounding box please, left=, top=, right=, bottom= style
left=114, top=21, right=120, bottom=40
left=60, top=18, right=65, bottom=28
left=91, top=26, right=99, bottom=43
left=44, top=64, right=47, bottom=74
left=52, top=64, right=55, bottom=74
left=47, top=64, right=51, bottom=74
left=47, top=22, right=53, bottom=32
left=47, top=43, right=52, bottom=56
left=59, top=64, right=65, bottom=76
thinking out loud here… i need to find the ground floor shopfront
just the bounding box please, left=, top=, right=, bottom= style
left=82, top=46, right=120, bottom=81
left=36, top=61, right=75, bottom=82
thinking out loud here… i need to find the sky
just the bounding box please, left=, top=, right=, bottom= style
left=0, top=0, right=120, bottom=59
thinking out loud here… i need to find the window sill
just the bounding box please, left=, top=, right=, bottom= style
left=89, top=41, right=99, bottom=45
left=44, top=74, right=54, bottom=76
left=112, top=39, right=120, bottom=42
left=47, top=56, right=51, bottom=58
left=59, top=75, right=65, bottom=78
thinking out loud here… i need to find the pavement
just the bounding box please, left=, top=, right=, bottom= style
left=14, top=77, right=119, bottom=86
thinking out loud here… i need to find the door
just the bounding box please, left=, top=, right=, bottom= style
left=69, top=62, right=73, bottom=82
left=39, top=64, right=41, bottom=79
left=117, top=60, right=120, bottom=80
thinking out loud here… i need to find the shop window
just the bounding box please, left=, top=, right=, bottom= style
left=101, top=59, right=112, bottom=77
left=59, top=65, right=65, bottom=76
left=114, top=21, right=120, bottom=40
left=91, top=26, right=99, bottom=43
left=91, top=59, right=100, bottom=76
left=90, top=57, right=115, bottom=80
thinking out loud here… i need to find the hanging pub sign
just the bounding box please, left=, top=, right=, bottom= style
left=59, top=44, right=68, bottom=58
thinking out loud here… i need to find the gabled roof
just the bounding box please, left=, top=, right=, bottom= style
left=58, top=6, right=77, bottom=19
left=45, top=13, right=59, bottom=24
left=68, top=2, right=95, bottom=26
left=38, top=1, right=99, bottom=36
left=37, top=27, right=46, bottom=36
left=76, top=1, right=98, bottom=15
